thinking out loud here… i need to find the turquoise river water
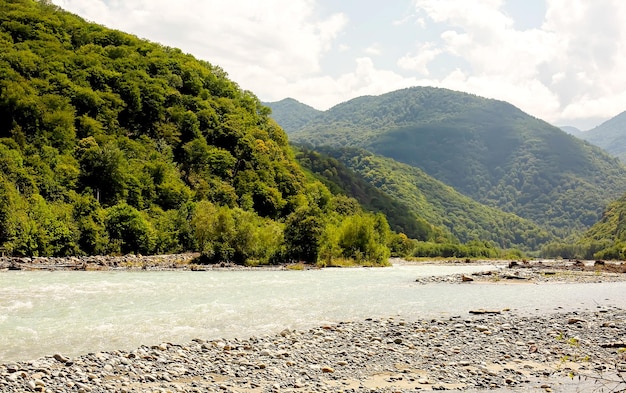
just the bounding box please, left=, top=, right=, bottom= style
left=1, top=263, right=625, bottom=363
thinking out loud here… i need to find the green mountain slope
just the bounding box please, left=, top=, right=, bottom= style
left=579, top=195, right=626, bottom=243
left=576, top=111, right=626, bottom=162
left=274, top=87, right=626, bottom=238
left=0, top=0, right=395, bottom=264
left=574, top=193, right=626, bottom=259
left=0, top=0, right=306, bottom=255
left=308, top=147, right=552, bottom=249
left=294, top=146, right=451, bottom=242
left=263, top=98, right=321, bottom=133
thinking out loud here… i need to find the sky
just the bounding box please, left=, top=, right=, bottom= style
left=51, top=0, right=626, bottom=130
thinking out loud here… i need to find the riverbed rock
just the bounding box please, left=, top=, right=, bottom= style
left=1, top=298, right=625, bottom=393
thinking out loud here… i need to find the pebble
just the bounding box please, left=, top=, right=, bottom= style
left=0, top=308, right=624, bottom=392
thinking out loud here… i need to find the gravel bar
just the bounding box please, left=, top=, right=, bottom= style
left=2, top=307, right=625, bottom=392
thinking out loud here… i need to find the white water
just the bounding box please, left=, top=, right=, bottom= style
left=1, top=264, right=625, bottom=363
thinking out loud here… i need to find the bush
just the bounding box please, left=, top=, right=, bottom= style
left=191, top=201, right=284, bottom=264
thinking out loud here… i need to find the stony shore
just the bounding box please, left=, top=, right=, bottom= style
left=412, top=259, right=626, bottom=284
left=2, top=257, right=626, bottom=392
left=0, top=253, right=199, bottom=271
left=1, top=307, right=625, bottom=393
left=0, top=253, right=290, bottom=271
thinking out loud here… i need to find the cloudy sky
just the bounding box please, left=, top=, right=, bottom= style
left=51, top=0, right=626, bottom=129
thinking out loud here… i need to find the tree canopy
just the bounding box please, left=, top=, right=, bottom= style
left=0, top=0, right=393, bottom=265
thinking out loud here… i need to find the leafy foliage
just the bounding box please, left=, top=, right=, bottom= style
left=0, top=0, right=392, bottom=265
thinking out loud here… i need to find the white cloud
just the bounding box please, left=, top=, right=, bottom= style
left=338, top=44, right=350, bottom=52
left=542, top=0, right=626, bottom=120
left=364, top=43, right=382, bottom=56
left=52, top=0, right=626, bottom=127
left=268, top=57, right=424, bottom=110
left=404, top=0, right=626, bottom=125
left=397, top=42, right=442, bottom=75
left=52, top=0, right=347, bottom=85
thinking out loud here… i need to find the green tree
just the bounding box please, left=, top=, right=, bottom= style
left=76, top=137, right=129, bottom=205
left=284, top=206, right=324, bottom=263
left=105, top=203, right=155, bottom=255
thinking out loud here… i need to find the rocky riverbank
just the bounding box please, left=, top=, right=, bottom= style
left=0, top=254, right=299, bottom=271
left=2, top=307, right=625, bottom=392
left=0, top=254, right=201, bottom=271
left=0, top=254, right=320, bottom=271
left=413, top=259, right=626, bottom=284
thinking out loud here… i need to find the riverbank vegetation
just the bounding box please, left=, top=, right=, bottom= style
left=0, top=0, right=401, bottom=266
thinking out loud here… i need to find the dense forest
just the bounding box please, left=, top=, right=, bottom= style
left=298, top=146, right=552, bottom=250
left=539, top=193, right=626, bottom=260
left=268, top=89, right=626, bottom=239
left=0, top=0, right=400, bottom=265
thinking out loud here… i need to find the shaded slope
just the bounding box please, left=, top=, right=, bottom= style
left=294, top=146, right=450, bottom=242
left=311, top=147, right=552, bottom=250
left=578, top=194, right=626, bottom=244
left=575, top=193, right=626, bottom=259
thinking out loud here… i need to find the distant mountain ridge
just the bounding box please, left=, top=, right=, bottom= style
left=263, top=98, right=320, bottom=133
left=559, top=125, right=584, bottom=137
left=573, top=111, right=626, bottom=162
left=267, top=87, right=626, bottom=239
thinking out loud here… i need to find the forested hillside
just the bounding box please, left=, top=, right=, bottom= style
left=295, top=146, right=451, bottom=243
left=273, top=87, right=626, bottom=239
left=559, top=126, right=583, bottom=138
left=301, top=147, right=552, bottom=250
left=568, top=193, right=626, bottom=260
left=541, top=192, right=626, bottom=261
left=0, top=0, right=395, bottom=265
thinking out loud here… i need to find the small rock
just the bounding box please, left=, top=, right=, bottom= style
left=568, top=318, right=586, bottom=324
left=53, top=354, right=69, bottom=363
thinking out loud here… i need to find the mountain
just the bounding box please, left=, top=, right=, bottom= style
left=271, top=87, right=626, bottom=238
left=575, top=111, right=626, bottom=162
left=559, top=126, right=584, bottom=137
left=298, top=146, right=552, bottom=249
left=263, top=98, right=321, bottom=132
left=0, top=0, right=396, bottom=264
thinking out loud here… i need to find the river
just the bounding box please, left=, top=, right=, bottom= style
left=1, top=263, right=625, bottom=363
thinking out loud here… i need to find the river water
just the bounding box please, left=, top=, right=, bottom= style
left=1, top=264, right=625, bottom=363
